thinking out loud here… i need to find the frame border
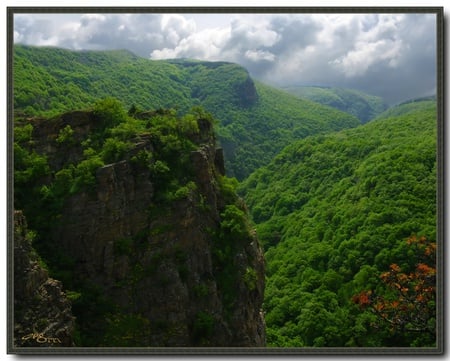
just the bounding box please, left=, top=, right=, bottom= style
left=6, top=6, right=445, bottom=355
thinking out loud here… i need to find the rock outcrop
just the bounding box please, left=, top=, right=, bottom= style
left=13, top=210, right=75, bottom=347
left=14, top=109, right=265, bottom=347
left=235, top=75, right=258, bottom=108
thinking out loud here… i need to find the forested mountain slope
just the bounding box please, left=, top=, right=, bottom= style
left=373, top=96, right=436, bottom=120
left=14, top=45, right=359, bottom=179
left=239, top=100, right=437, bottom=347
left=13, top=44, right=438, bottom=349
left=282, top=86, right=388, bottom=123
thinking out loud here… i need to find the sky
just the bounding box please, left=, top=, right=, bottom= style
left=12, top=11, right=438, bottom=105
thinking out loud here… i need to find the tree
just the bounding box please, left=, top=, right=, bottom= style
left=127, top=103, right=139, bottom=116
left=92, top=97, right=127, bottom=128
left=353, top=236, right=436, bottom=341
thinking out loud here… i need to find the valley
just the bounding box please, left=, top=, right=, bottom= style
left=12, top=45, right=438, bottom=348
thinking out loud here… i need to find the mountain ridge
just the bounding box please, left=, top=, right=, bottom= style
left=12, top=44, right=438, bottom=349
left=281, top=85, right=388, bottom=123
left=13, top=44, right=360, bottom=180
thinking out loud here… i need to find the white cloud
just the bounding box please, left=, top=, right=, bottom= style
left=330, top=38, right=404, bottom=77
left=245, top=49, right=276, bottom=62
left=160, top=14, right=196, bottom=46
left=228, top=17, right=280, bottom=48
left=324, top=14, right=406, bottom=77
left=13, top=12, right=437, bottom=104
left=151, top=26, right=230, bottom=60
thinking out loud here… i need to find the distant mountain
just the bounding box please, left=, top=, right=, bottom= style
left=239, top=100, right=437, bottom=347
left=282, top=85, right=388, bottom=123
left=13, top=45, right=360, bottom=180
left=373, top=96, right=437, bottom=120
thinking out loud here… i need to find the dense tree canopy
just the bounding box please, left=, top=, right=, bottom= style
left=282, top=85, right=388, bottom=123
left=14, top=45, right=359, bottom=179
left=353, top=236, right=436, bottom=346
left=240, top=100, right=437, bottom=347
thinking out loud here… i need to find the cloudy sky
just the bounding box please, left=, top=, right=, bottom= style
left=13, top=11, right=438, bottom=105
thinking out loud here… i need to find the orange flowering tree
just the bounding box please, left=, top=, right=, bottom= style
left=353, top=236, right=436, bottom=338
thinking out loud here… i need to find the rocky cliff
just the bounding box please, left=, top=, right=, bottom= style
left=13, top=210, right=75, bottom=347
left=235, top=75, right=259, bottom=108
left=14, top=106, right=265, bottom=347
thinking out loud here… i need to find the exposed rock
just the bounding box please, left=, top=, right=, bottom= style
left=14, top=210, right=75, bottom=347
left=235, top=75, right=258, bottom=108
left=16, top=110, right=265, bottom=347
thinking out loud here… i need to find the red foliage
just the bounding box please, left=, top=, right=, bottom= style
left=353, top=236, right=436, bottom=335
left=352, top=290, right=372, bottom=307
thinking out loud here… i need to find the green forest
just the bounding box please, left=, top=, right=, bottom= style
left=282, top=85, right=388, bottom=123
left=240, top=100, right=437, bottom=346
left=14, top=45, right=360, bottom=180
left=12, top=45, right=438, bottom=348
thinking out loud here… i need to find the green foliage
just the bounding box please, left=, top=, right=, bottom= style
left=192, top=311, right=215, bottom=345
left=211, top=200, right=255, bottom=319
left=14, top=123, right=33, bottom=143
left=52, top=166, right=75, bottom=195
left=14, top=144, right=50, bottom=186
left=218, top=82, right=360, bottom=179
left=219, top=204, right=248, bottom=241
left=109, top=116, right=146, bottom=140
left=13, top=98, right=241, bottom=347
left=149, top=159, right=170, bottom=176
left=127, top=103, right=140, bottom=116
left=180, top=113, right=200, bottom=134
left=130, top=149, right=153, bottom=168
left=72, top=155, right=104, bottom=192
left=13, top=45, right=192, bottom=116
left=353, top=236, right=436, bottom=346
left=243, top=267, right=258, bottom=291
left=66, top=290, right=82, bottom=302
left=14, top=122, right=49, bottom=188
left=113, top=238, right=133, bottom=256
left=14, top=44, right=360, bottom=179
left=14, top=100, right=210, bottom=234
left=101, top=138, right=130, bottom=164
left=240, top=101, right=437, bottom=347
left=217, top=175, right=240, bottom=204
left=92, top=97, right=128, bottom=128
left=13, top=44, right=438, bottom=348
left=103, top=313, right=152, bottom=347
left=373, top=98, right=436, bottom=120
left=170, top=181, right=197, bottom=201
left=193, top=284, right=210, bottom=298
left=56, top=124, right=75, bottom=144
left=283, top=86, right=388, bottom=123
left=69, top=282, right=116, bottom=346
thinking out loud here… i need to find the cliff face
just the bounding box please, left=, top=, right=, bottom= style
left=14, top=109, right=265, bottom=347
left=13, top=210, right=75, bottom=347
left=235, top=75, right=258, bottom=108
